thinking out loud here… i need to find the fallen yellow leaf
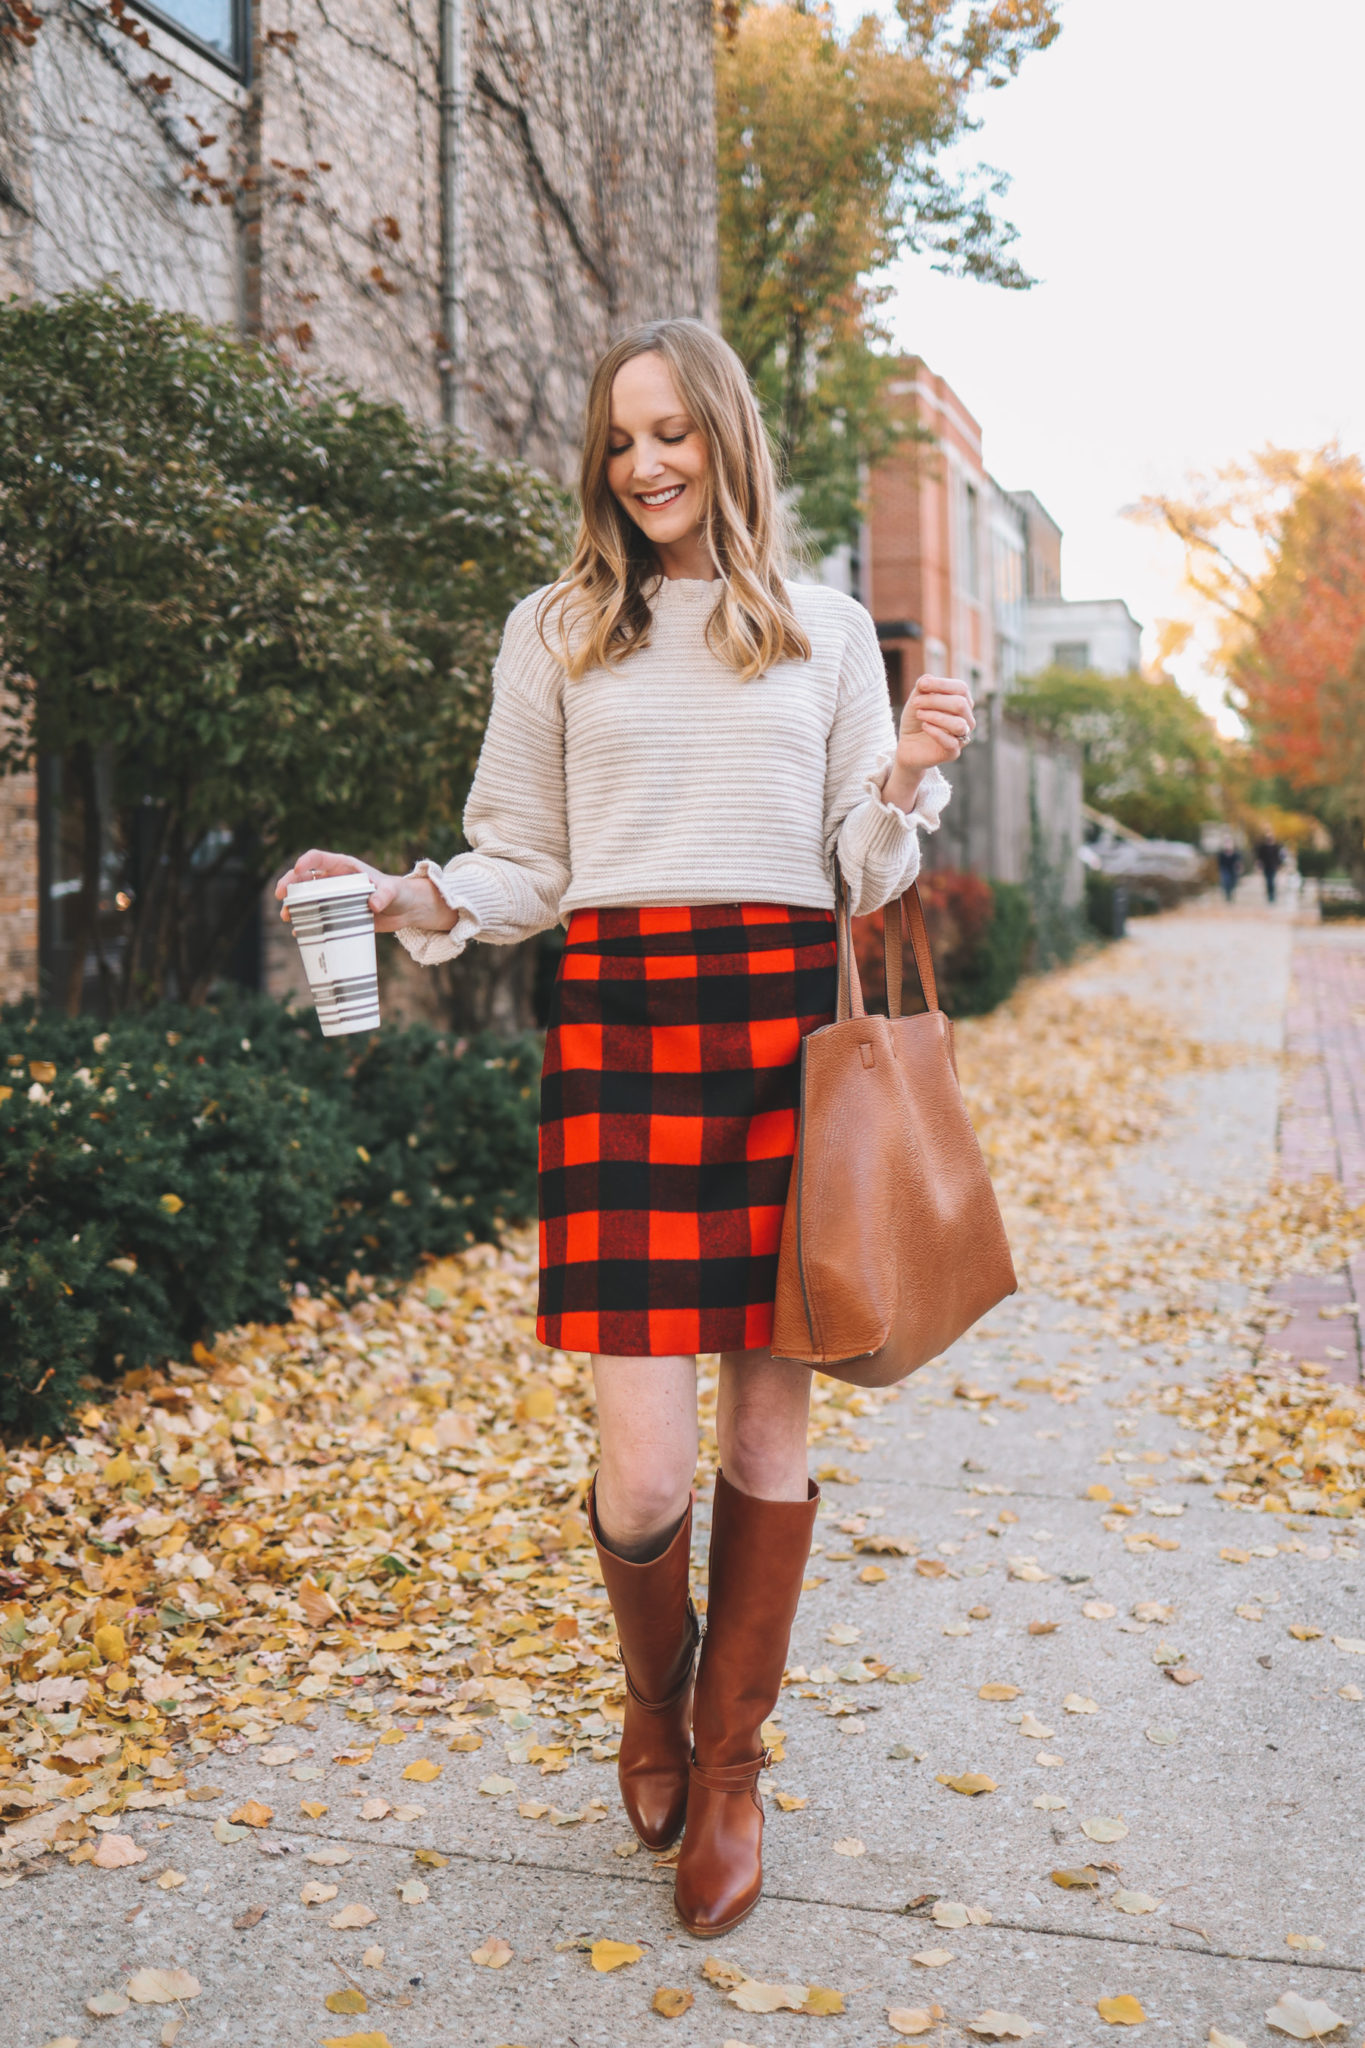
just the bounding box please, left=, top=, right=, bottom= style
left=402, top=1757, right=442, bottom=1782
left=126, top=1969, right=202, bottom=2005
left=471, top=1937, right=513, bottom=1969
left=702, top=1958, right=747, bottom=1989
left=978, top=1682, right=1020, bottom=1701
left=888, top=2008, right=944, bottom=2037
left=86, top=1992, right=130, bottom=2017
left=968, top=2013, right=1044, bottom=2039
left=329, top=1904, right=378, bottom=1929
left=229, top=1800, right=273, bottom=1828
left=936, top=1773, right=997, bottom=1795
left=321, top=2035, right=392, bottom=2048
left=1097, top=1996, right=1147, bottom=2025
left=802, top=1986, right=845, bottom=2015
left=325, top=1989, right=369, bottom=2015
left=1052, top=1867, right=1101, bottom=1889
left=1082, top=1816, right=1129, bottom=1843
left=92, top=1834, right=146, bottom=1869
left=652, top=1987, right=695, bottom=2017
left=590, top=1940, right=643, bottom=1972
left=1265, top=1994, right=1348, bottom=2040
left=729, top=1978, right=808, bottom=2013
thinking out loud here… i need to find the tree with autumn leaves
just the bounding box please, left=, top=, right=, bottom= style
left=1143, top=448, right=1365, bottom=884
left=716, top=0, right=1061, bottom=550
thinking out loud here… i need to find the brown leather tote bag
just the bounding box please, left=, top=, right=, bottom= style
left=771, top=872, right=1016, bottom=1387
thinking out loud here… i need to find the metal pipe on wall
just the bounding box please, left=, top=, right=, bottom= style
left=438, top=0, right=467, bottom=434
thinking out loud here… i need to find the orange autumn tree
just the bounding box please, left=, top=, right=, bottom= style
left=1140, top=448, right=1365, bottom=879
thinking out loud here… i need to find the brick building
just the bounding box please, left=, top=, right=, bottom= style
left=0, top=0, right=718, bottom=1009
left=862, top=355, right=1142, bottom=709
left=854, top=356, right=1139, bottom=899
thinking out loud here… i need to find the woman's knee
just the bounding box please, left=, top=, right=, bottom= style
left=595, top=1451, right=693, bottom=1550
left=716, top=1363, right=810, bottom=1496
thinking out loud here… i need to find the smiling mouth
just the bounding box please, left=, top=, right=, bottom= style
left=637, top=484, right=686, bottom=508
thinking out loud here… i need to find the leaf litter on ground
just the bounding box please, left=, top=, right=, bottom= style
left=2, top=959, right=1361, bottom=1880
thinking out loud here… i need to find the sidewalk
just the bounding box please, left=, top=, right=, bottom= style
left=1273, top=921, right=1365, bottom=1385
left=5, top=904, right=1363, bottom=2048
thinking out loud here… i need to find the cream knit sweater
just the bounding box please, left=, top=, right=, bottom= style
left=397, top=576, right=950, bottom=966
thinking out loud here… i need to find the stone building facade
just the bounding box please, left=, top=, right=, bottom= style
left=0, top=0, right=718, bottom=1006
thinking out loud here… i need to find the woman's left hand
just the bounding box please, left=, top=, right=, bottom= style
left=896, top=673, right=976, bottom=773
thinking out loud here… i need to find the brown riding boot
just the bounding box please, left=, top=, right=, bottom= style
left=674, top=1470, right=819, bottom=1937
left=589, top=1480, right=699, bottom=1851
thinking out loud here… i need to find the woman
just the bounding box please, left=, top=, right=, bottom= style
left=277, top=318, right=974, bottom=1936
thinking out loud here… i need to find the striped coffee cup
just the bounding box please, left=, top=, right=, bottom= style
left=284, top=870, right=380, bottom=1037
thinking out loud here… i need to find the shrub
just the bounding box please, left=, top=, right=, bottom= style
left=853, top=872, right=1033, bottom=1018
left=0, top=996, right=540, bottom=1438
left=1295, top=846, right=1335, bottom=880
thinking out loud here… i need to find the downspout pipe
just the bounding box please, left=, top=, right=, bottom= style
left=438, top=0, right=466, bottom=434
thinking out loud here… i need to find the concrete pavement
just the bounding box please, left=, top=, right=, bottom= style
left=5, top=904, right=1363, bottom=2048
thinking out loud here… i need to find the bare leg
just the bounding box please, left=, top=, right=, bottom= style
left=591, top=1353, right=699, bottom=1559
left=715, top=1347, right=812, bottom=1500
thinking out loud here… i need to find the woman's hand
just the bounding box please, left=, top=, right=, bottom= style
left=274, top=850, right=458, bottom=935
left=881, top=673, right=976, bottom=812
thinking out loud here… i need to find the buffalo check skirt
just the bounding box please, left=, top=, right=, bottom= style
left=536, top=904, right=838, bottom=1357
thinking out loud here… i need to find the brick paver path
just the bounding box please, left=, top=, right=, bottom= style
left=1271, top=922, right=1365, bottom=1383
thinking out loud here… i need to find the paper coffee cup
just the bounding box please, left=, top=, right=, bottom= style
left=285, top=870, right=381, bottom=1036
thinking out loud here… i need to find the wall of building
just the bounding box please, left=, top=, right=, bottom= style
left=1023, top=596, right=1143, bottom=678
left=867, top=358, right=996, bottom=707
left=925, top=710, right=1083, bottom=906
left=0, top=0, right=719, bottom=1010
left=0, top=743, right=38, bottom=1007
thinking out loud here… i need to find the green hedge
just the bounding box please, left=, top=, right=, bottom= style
left=946, top=880, right=1033, bottom=1016
left=0, top=996, right=540, bottom=1438
left=853, top=874, right=1034, bottom=1019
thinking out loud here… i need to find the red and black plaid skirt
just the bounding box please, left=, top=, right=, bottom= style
left=536, top=904, right=837, bottom=1357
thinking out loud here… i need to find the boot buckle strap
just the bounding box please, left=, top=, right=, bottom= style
left=689, top=1750, right=769, bottom=1792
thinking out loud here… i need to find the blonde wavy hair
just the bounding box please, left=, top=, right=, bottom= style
left=538, top=318, right=811, bottom=682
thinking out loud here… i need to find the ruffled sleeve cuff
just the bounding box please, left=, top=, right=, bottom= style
left=392, top=858, right=481, bottom=968
left=865, top=757, right=953, bottom=834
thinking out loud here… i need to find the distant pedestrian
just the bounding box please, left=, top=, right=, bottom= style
left=1255, top=832, right=1283, bottom=904
left=1216, top=835, right=1242, bottom=903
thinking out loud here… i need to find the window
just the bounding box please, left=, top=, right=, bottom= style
left=964, top=481, right=981, bottom=600
left=141, top=0, right=249, bottom=73
left=1052, top=641, right=1090, bottom=671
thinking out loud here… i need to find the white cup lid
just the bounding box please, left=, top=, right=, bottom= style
left=285, top=870, right=375, bottom=906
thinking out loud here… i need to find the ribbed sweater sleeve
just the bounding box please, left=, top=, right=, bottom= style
left=825, top=605, right=952, bottom=916
left=394, top=600, right=568, bottom=966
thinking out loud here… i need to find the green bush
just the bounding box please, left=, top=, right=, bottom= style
left=951, top=881, right=1033, bottom=1015
left=0, top=996, right=540, bottom=1438
left=853, top=874, right=1034, bottom=1018
left=1295, top=846, right=1335, bottom=880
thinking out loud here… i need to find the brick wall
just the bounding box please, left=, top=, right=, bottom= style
left=0, top=760, right=38, bottom=1006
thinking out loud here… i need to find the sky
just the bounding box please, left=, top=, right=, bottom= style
left=831, top=0, right=1365, bottom=726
